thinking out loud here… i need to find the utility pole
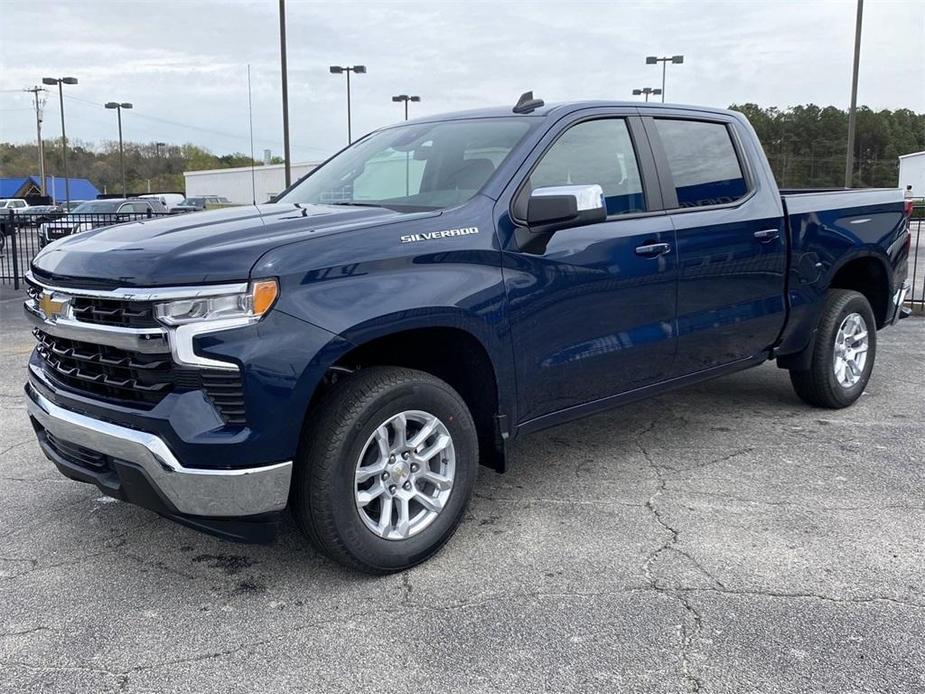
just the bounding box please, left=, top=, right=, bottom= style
left=42, top=76, right=78, bottom=206
left=279, top=0, right=292, bottom=188
left=844, top=0, right=863, bottom=188
left=24, top=86, right=48, bottom=195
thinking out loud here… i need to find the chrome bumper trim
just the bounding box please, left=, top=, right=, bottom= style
left=25, top=271, right=248, bottom=301
left=26, top=384, right=292, bottom=517
left=24, top=302, right=170, bottom=354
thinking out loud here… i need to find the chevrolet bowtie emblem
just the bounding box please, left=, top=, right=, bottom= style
left=38, top=292, right=69, bottom=321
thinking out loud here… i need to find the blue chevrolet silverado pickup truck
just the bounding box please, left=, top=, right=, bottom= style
left=24, top=95, right=913, bottom=573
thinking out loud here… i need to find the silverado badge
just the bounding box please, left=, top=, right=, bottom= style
left=400, top=227, right=479, bottom=244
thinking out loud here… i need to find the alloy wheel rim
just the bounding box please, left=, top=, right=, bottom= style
left=833, top=312, right=869, bottom=388
left=354, top=410, right=456, bottom=540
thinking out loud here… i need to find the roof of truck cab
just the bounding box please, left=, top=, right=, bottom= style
left=397, top=101, right=739, bottom=125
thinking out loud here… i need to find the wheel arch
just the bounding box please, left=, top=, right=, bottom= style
left=301, top=319, right=511, bottom=472
left=778, top=251, right=891, bottom=371
left=827, top=252, right=892, bottom=329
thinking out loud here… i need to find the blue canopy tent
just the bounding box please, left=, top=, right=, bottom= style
left=0, top=176, right=101, bottom=203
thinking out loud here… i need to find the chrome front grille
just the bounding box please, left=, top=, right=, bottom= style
left=34, top=329, right=247, bottom=423
left=71, top=297, right=159, bottom=328
left=35, top=329, right=173, bottom=407
left=26, top=274, right=248, bottom=425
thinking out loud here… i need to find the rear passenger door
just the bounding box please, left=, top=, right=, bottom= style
left=644, top=115, right=787, bottom=374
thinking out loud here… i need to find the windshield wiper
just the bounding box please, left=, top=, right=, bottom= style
left=327, top=201, right=386, bottom=208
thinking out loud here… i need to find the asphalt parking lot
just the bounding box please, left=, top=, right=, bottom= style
left=1, top=297, right=923, bottom=694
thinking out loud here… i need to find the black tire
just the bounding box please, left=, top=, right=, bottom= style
left=292, top=366, right=478, bottom=573
left=789, top=289, right=877, bottom=408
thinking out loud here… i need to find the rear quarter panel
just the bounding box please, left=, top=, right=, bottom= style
left=776, top=189, right=907, bottom=355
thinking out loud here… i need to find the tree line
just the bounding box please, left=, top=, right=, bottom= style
left=730, top=104, right=924, bottom=188
left=2, top=104, right=923, bottom=194
left=0, top=140, right=282, bottom=196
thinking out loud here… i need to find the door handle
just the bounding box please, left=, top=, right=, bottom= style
left=754, top=229, right=780, bottom=243
left=635, top=242, right=671, bottom=257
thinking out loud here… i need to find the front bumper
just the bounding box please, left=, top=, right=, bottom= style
left=26, top=381, right=292, bottom=542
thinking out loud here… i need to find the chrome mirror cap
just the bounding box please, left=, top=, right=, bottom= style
left=530, top=184, right=605, bottom=212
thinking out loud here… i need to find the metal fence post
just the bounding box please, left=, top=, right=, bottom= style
left=9, top=210, right=20, bottom=291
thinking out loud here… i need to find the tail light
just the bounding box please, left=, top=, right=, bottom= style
left=904, top=199, right=914, bottom=218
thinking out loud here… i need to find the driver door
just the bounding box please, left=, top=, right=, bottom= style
left=499, top=114, right=678, bottom=424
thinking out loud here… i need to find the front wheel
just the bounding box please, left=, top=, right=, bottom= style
left=789, top=289, right=877, bottom=408
left=292, top=366, right=478, bottom=573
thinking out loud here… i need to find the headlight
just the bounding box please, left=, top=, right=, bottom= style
left=154, top=279, right=278, bottom=326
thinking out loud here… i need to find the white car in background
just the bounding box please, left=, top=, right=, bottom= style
left=139, top=192, right=185, bottom=209
left=0, top=198, right=31, bottom=213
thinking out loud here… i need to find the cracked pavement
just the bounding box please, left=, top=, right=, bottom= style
left=1, top=295, right=923, bottom=693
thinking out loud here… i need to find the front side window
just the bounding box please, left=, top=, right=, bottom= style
left=279, top=118, right=535, bottom=212
left=520, top=118, right=646, bottom=217
left=654, top=119, right=748, bottom=207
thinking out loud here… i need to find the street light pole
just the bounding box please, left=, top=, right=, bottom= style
left=632, top=87, right=662, bottom=102
left=645, top=55, right=684, bottom=102
left=391, top=94, right=421, bottom=120
left=42, top=76, right=78, bottom=206
left=329, top=65, right=366, bottom=144
left=106, top=102, right=133, bottom=197
left=279, top=0, right=292, bottom=188
left=844, top=0, right=863, bottom=188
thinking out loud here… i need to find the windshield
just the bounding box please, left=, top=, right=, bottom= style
left=71, top=200, right=123, bottom=213
left=278, top=117, right=535, bottom=211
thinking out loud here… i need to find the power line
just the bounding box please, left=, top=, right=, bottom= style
left=60, top=93, right=329, bottom=155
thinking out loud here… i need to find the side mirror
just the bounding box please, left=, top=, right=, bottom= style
left=526, top=184, right=606, bottom=227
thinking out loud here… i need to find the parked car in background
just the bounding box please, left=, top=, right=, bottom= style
left=140, top=192, right=185, bottom=210
left=0, top=198, right=31, bottom=212
left=21, top=205, right=64, bottom=227
left=171, top=195, right=232, bottom=213
left=39, top=197, right=167, bottom=247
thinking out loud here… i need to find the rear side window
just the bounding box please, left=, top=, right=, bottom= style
left=654, top=119, right=748, bottom=208
left=525, top=118, right=646, bottom=216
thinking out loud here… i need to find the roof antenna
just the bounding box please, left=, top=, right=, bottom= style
left=513, top=91, right=544, bottom=114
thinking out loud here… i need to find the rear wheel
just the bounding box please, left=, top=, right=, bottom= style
left=292, top=366, right=477, bottom=573
left=789, top=289, right=877, bottom=408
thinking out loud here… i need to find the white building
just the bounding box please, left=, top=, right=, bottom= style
left=183, top=162, right=320, bottom=205
left=898, top=151, right=925, bottom=198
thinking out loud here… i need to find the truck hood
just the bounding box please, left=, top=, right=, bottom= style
left=31, top=203, right=434, bottom=288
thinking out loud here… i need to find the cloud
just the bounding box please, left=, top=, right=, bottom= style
left=1, top=0, right=921, bottom=159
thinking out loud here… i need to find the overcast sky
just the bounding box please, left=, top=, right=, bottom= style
left=1, top=0, right=923, bottom=163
